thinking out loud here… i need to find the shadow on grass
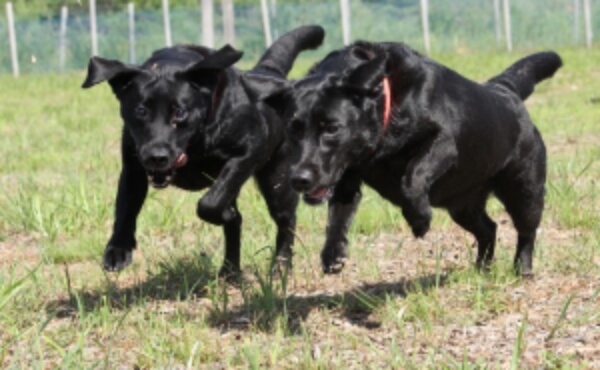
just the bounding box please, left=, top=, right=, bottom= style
left=45, top=251, right=217, bottom=318
left=45, top=253, right=452, bottom=336
left=207, top=269, right=453, bottom=334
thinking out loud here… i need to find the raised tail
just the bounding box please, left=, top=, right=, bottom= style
left=488, top=51, right=563, bottom=100
left=252, top=25, right=325, bottom=78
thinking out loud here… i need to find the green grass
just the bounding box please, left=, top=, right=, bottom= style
left=1, top=47, right=599, bottom=368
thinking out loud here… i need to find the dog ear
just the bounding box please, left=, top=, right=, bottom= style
left=196, top=44, right=243, bottom=69
left=240, top=74, right=292, bottom=116
left=240, top=74, right=290, bottom=102
left=81, top=56, right=141, bottom=92
left=341, top=55, right=387, bottom=94
left=178, top=45, right=243, bottom=87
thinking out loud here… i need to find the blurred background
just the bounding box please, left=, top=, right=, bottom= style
left=1, top=0, right=598, bottom=75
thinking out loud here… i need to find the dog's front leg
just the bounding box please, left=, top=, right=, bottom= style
left=322, top=172, right=362, bottom=274
left=401, top=134, right=457, bottom=237
left=104, top=144, right=148, bottom=271
left=196, top=156, right=257, bottom=277
left=196, top=156, right=256, bottom=225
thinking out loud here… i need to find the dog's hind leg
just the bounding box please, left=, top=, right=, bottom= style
left=104, top=140, right=149, bottom=272
left=493, top=183, right=544, bottom=278
left=321, top=171, right=362, bottom=274
left=449, top=198, right=498, bottom=272
left=492, top=139, right=546, bottom=277
left=255, top=163, right=299, bottom=272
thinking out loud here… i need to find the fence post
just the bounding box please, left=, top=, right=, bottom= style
left=573, top=0, right=580, bottom=44
left=583, top=0, right=592, bottom=48
left=420, top=0, right=430, bottom=54
left=340, top=0, right=351, bottom=46
left=270, top=0, right=278, bottom=39
left=59, top=6, right=68, bottom=71
left=222, top=0, right=235, bottom=45
left=260, top=0, right=272, bottom=47
left=493, top=0, right=502, bottom=46
left=201, top=0, right=214, bottom=48
left=162, top=0, right=172, bottom=46
left=6, top=2, right=19, bottom=77
left=89, top=0, right=98, bottom=55
left=502, top=0, right=512, bottom=51
left=128, top=3, right=135, bottom=63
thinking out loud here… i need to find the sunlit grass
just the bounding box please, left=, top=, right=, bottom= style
left=0, top=46, right=599, bottom=368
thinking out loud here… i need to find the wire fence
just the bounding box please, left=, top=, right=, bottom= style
left=1, top=0, right=598, bottom=75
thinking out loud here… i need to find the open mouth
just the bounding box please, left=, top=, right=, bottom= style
left=147, top=170, right=174, bottom=188
left=146, top=152, right=188, bottom=189
left=303, top=186, right=333, bottom=205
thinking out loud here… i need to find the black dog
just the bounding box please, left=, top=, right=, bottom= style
left=82, top=25, right=325, bottom=277
left=243, top=42, right=562, bottom=277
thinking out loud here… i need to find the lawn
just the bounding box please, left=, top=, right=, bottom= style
left=0, top=46, right=599, bottom=368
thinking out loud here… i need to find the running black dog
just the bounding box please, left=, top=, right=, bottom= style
left=243, top=42, right=562, bottom=277
left=82, top=25, right=325, bottom=277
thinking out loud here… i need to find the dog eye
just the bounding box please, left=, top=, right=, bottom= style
left=134, top=106, right=147, bottom=118
left=323, top=124, right=338, bottom=134
left=173, top=107, right=188, bottom=121
left=289, top=119, right=304, bottom=136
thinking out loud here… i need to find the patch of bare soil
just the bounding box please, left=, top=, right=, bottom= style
left=287, top=220, right=599, bottom=368
left=0, top=233, right=41, bottom=268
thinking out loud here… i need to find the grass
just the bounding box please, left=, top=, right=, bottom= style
left=1, top=46, right=599, bottom=368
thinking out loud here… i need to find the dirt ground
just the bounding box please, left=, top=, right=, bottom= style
left=2, top=213, right=599, bottom=368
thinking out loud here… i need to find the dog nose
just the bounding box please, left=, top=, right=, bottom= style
left=145, top=148, right=170, bottom=169
left=291, top=169, right=314, bottom=192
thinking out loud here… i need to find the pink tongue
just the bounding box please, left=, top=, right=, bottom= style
left=309, top=187, right=328, bottom=198
left=174, top=153, right=188, bottom=168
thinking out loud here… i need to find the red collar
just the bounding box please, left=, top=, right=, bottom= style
left=383, top=76, right=391, bottom=129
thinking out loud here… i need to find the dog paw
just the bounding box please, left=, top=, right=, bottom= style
left=475, top=259, right=492, bottom=274
left=513, top=263, right=534, bottom=280
left=520, top=271, right=535, bottom=280
left=221, top=206, right=237, bottom=223
left=218, top=264, right=242, bottom=284
left=270, top=255, right=293, bottom=277
left=402, top=203, right=432, bottom=238
left=321, top=247, right=347, bottom=274
left=103, top=245, right=133, bottom=272
left=197, top=198, right=236, bottom=225
left=410, top=217, right=431, bottom=238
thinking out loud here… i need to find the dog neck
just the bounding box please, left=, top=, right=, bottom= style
left=368, top=76, right=392, bottom=158
left=383, top=76, right=391, bottom=129
left=209, top=71, right=229, bottom=122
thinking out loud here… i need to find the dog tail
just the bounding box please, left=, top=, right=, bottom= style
left=251, top=25, right=325, bottom=78
left=488, top=51, right=562, bottom=100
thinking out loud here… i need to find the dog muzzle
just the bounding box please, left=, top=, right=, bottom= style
left=147, top=152, right=188, bottom=188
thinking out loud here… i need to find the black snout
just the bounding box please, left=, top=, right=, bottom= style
left=142, top=146, right=171, bottom=170
left=291, top=168, right=314, bottom=192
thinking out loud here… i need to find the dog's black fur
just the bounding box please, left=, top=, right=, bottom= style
left=242, top=42, right=562, bottom=277
left=82, top=25, right=325, bottom=277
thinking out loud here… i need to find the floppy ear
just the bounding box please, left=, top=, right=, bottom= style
left=240, top=74, right=292, bottom=116
left=341, top=55, right=387, bottom=94
left=177, top=44, right=243, bottom=87
left=81, top=56, right=141, bottom=92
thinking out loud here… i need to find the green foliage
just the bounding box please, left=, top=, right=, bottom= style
left=8, top=0, right=337, bottom=18
left=2, top=0, right=600, bottom=75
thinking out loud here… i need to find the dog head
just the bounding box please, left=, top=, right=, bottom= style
left=82, top=45, right=243, bottom=188
left=243, top=50, right=387, bottom=204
